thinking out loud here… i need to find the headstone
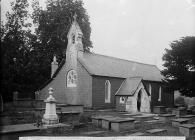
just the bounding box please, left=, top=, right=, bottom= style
left=172, top=108, right=187, bottom=117
left=159, top=114, right=175, bottom=122
left=91, top=116, right=103, bottom=127
left=110, top=118, right=135, bottom=132
left=172, top=118, right=190, bottom=127
left=181, top=115, right=195, bottom=123
left=81, top=131, right=106, bottom=135
left=13, top=91, right=18, bottom=101
left=146, top=128, right=167, bottom=135
left=133, top=114, right=155, bottom=121
left=42, top=87, right=59, bottom=125
left=153, top=106, right=167, bottom=114
left=179, top=124, right=195, bottom=137
left=101, top=116, right=117, bottom=130
left=129, top=132, right=145, bottom=136
left=134, top=121, right=142, bottom=128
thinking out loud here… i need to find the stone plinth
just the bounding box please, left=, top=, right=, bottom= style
left=179, top=124, right=195, bottom=137
left=172, top=118, right=190, bottom=127
left=172, top=108, right=187, bottom=117
left=91, top=115, right=112, bottom=128
left=153, top=106, right=167, bottom=114
left=91, top=116, right=103, bottom=127
left=57, top=104, right=83, bottom=113
left=144, top=120, right=164, bottom=128
left=42, top=88, right=59, bottom=125
left=133, top=114, right=155, bottom=121
left=146, top=129, right=167, bottom=135
left=181, top=115, right=195, bottom=123
left=159, top=114, right=175, bottom=122
left=101, top=116, right=119, bottom=130
left=134, top=121, right=141, bottom=129
left=110, top=118, right=135, bottom=132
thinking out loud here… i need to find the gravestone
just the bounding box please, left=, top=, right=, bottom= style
left=91, top=116, right=111, bottom=127
left=42, top=87, right=59, bottom=125
left=179, top=124, right=195, bottom=137
left=153, top=106, right=167, bottom=114
left=133, top=114, right=155, bottom=121
left=181, top=115, right=195, bottom=123
left=110, top=118, right=135, bottom=132
left=172, top=108, right=187, bottom=117
left=172, top=118, right=190, bottom=127
left=129, top=132, right=145, bottom=136
left=159, top=114, right=175, bottom=122
left=101, top=116, right=118, bottom=130
left=13, top=91, right=18, bottom=101
left=146, top=128, right=167, bottom=135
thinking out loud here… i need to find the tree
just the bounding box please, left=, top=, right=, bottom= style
left=31, top=0, right=92, bottom=88
left=32, top=0, right=92, bottom=60
left=1, top=0, right=92, bottom=102
left=1, top=0, right=34, bottom=101
left=162, top=36, right=195, bottom=97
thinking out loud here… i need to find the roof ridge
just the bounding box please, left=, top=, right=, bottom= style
left=87, top=52, right=157, bottom=67
left=128, top=76, right=143, bottom=79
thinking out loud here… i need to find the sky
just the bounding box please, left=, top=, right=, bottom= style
left=1, top=0, right=195, bottom=69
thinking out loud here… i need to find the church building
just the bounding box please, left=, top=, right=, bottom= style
left=38, top=15, right=174, bottom=112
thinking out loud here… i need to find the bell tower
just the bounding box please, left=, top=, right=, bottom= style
left=66, top=13, right=83, bottom=69
left=65, top=13, right=83, bottom=105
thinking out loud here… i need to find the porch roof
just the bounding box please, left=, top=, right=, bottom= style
left=115, top=77, right=142, bottom=96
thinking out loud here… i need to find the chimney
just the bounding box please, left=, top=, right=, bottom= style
left=51, top=55, right=58, bottom=78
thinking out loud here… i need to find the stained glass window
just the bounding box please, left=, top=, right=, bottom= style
left=67, top=70, right=77, bottom=87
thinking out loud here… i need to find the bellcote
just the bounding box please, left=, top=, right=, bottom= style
left=67, top=13, right=83, bottom=51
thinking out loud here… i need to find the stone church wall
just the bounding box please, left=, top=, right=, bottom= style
left=77, top=61, right=92, bottom=108
left=143, top=81, right=174, bottom=110
left=39, top=61, right=92, bottom=108
left=92, top=76, right=124, bottom=109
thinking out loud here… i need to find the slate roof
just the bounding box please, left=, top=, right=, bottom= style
left=39, top=52, right=163, bottom=90
left=78, top=52, right=164, bottom=82
left=115, top=77, right=142, bottom=96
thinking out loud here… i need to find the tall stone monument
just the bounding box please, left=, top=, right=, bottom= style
left=42, top=87, right=59, bottom=125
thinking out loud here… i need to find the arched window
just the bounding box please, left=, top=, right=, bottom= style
left=149, top=84, right=152, bottom=101
left=158, top=86, right=162, bottom=101
left=72, top=34, right=75, bottom=44
left=149, top=84, right=152, bottom=95
left=120, top=96, right=125, bottom=104
left=67, top=70, right=77, bottom=87
left=105, top=80, right=111, bottom=103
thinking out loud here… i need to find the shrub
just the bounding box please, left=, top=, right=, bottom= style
left=174, top=96, right=186, bottom=107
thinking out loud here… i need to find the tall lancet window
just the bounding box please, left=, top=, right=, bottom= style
left=149, top=84, right=152, bottom=95
left=105, top=80, right=111, bottom=103
left=158, top=86, right=162, bottom=102
left=72, top=34, right=75, bottom=44
left=149, top=84, right=152, bottom=101
left=67, top=70, right=77, bottom=87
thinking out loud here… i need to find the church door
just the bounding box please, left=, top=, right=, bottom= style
left=137, top=90, right=142, bottom=112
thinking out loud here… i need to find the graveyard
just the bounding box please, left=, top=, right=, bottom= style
left=0, top=90, right=195, bottom=140
left=1, top=1, right=195, bottom=140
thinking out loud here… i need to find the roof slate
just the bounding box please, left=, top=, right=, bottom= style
left=115, top=77, right=142, bottom=96
left=78, top=52, right=164, bottom=82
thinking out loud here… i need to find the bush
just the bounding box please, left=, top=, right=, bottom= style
left=174, top=96, right=186, bottom=107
